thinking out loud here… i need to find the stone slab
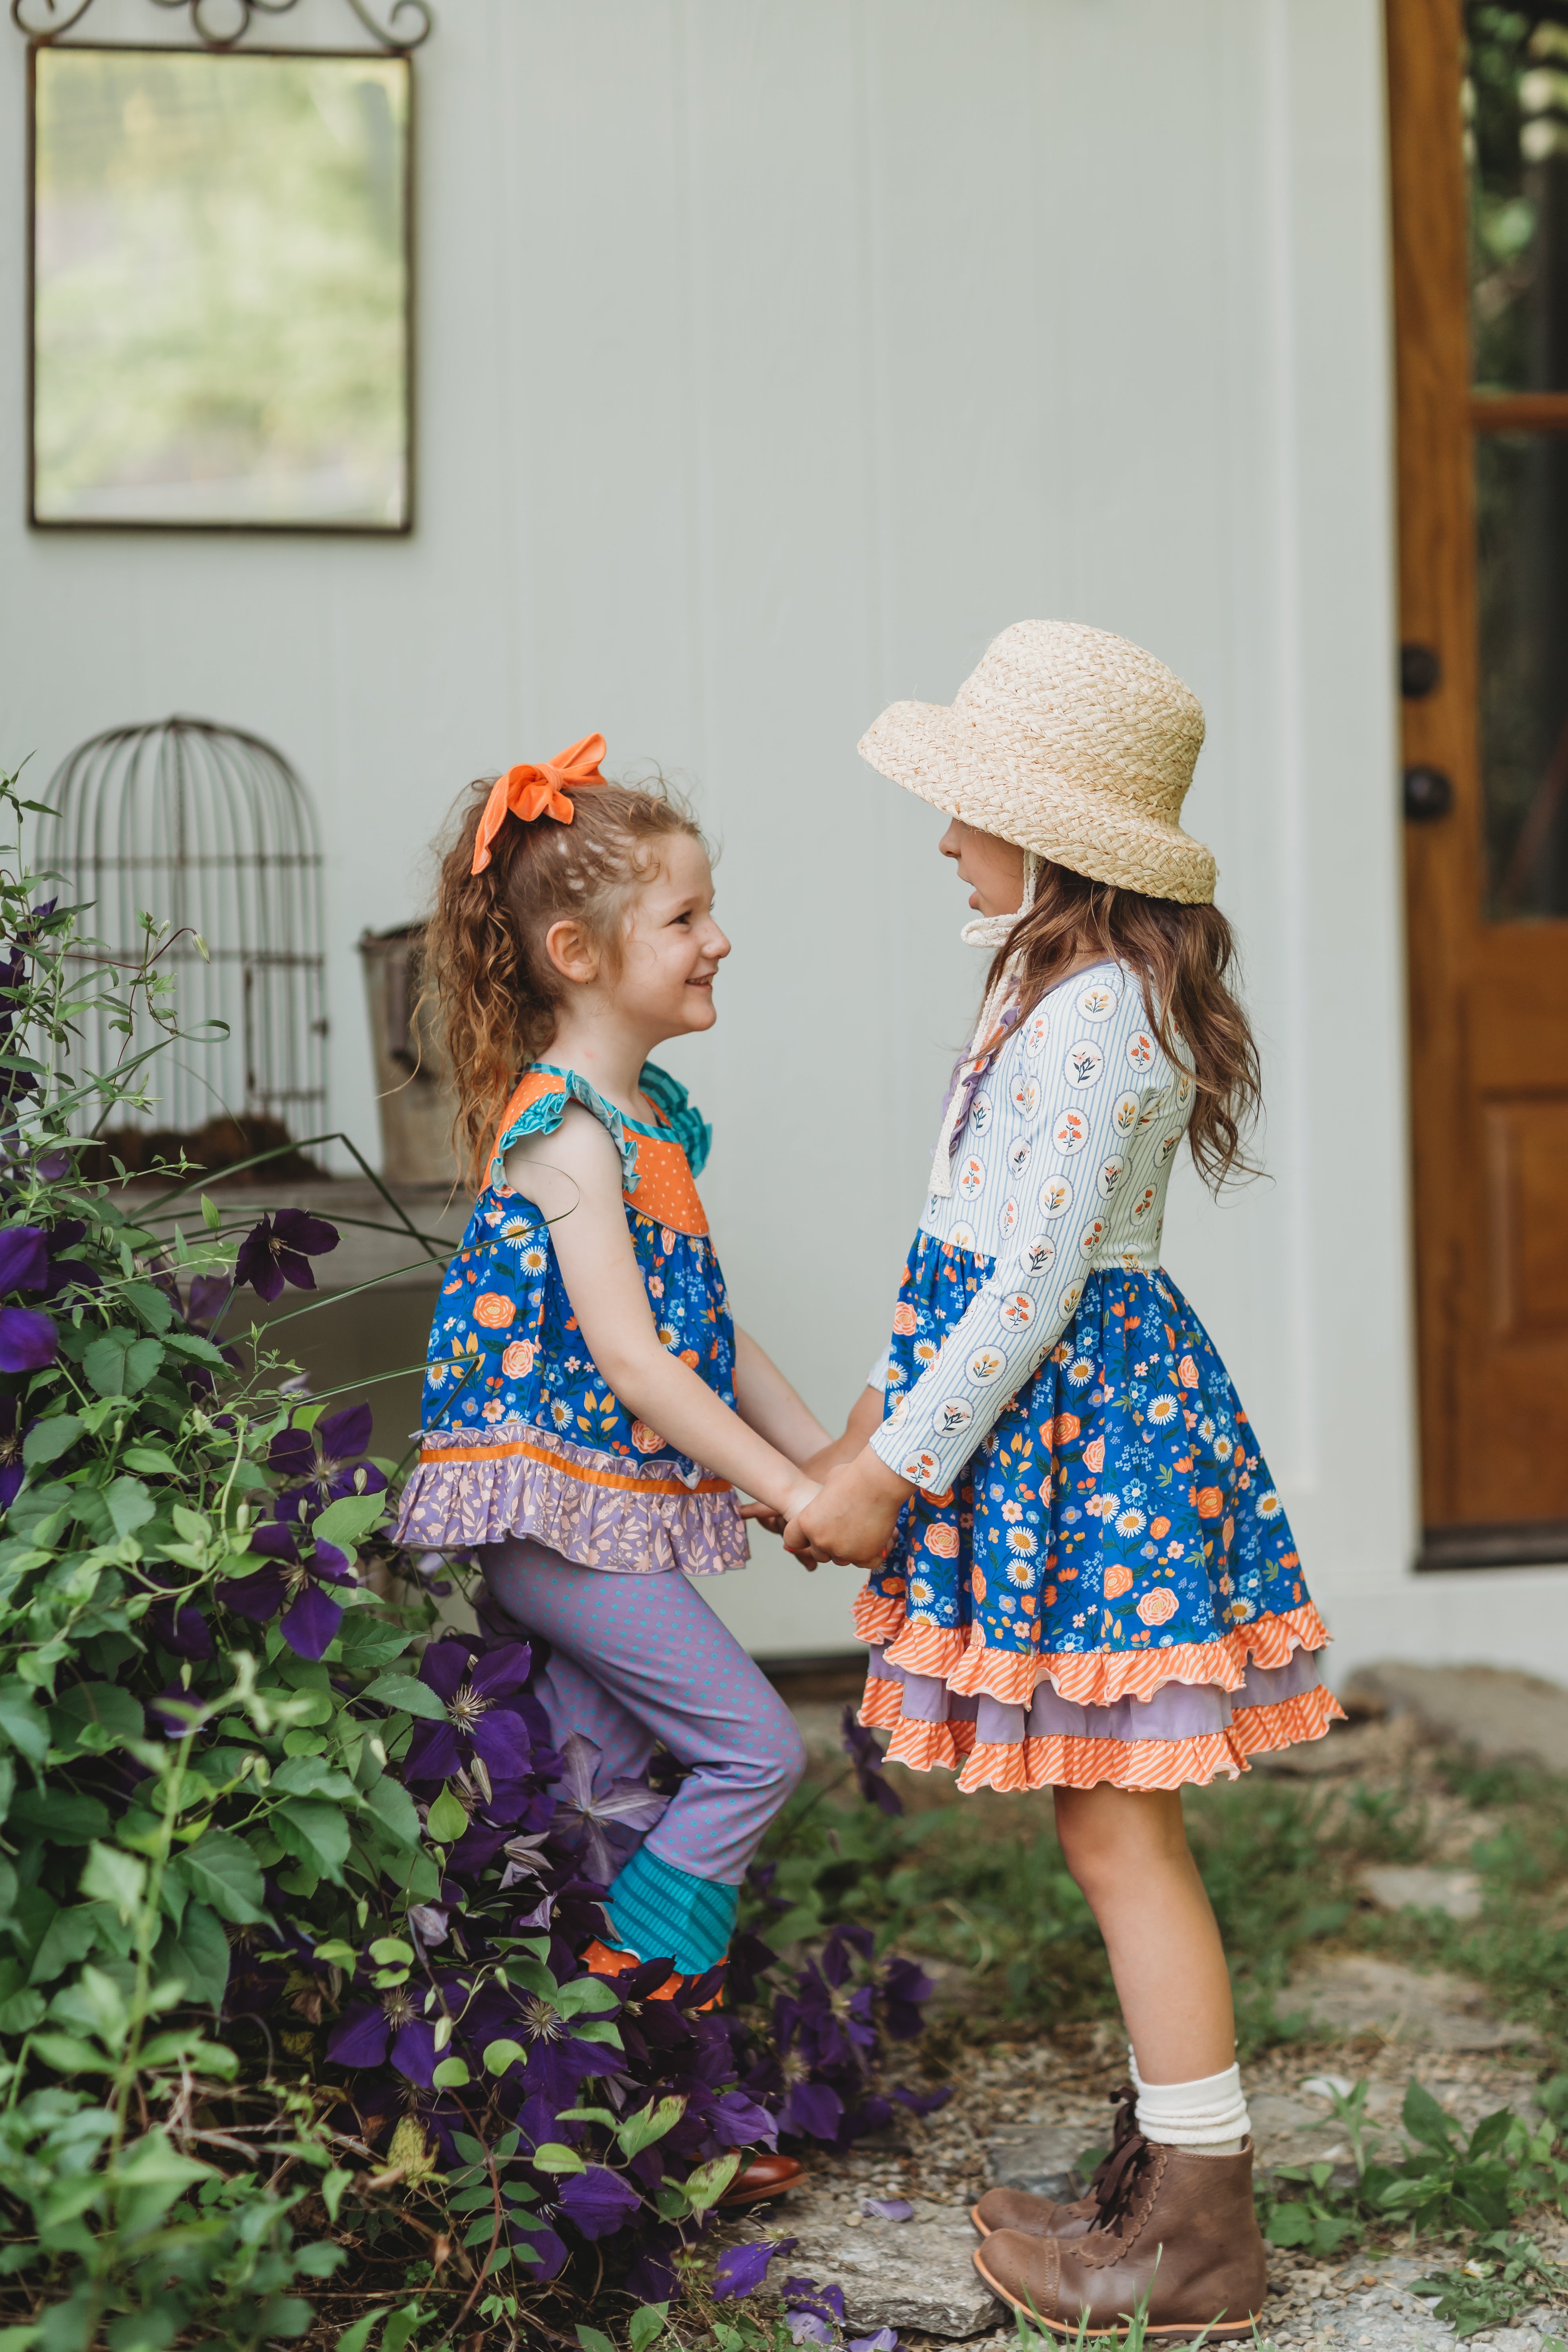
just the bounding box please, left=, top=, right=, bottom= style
left=1344, top=1663, right=1568, bottom=1774
left=1359, top=1865, right=1484, bottom=1921
left=1284, top=1955, right=1539, bottom=2051
left=775, top=2194, right=1004, bottom=2337
left=984, top=2120, right=1091, bottom=2201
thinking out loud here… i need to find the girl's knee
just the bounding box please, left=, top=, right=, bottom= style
left=769, top=1714, right=809, bottom=1804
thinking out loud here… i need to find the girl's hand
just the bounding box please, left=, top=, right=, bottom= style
left=781, top=1450, right=911, bottom=1568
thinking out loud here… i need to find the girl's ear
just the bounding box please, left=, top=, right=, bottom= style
left=543, top=917, right=600, bottom=985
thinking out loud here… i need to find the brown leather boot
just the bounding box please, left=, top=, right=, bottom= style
left=972, top=2084, right=1138, bottom=2241
left=973, top=2132, right=1268, bottom=2340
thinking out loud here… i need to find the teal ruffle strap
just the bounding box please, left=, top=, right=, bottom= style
left=638, top=1061, right=713, bottom=1177
left=603, top=1844, right=737, bottom=1974
left=493, top=1065, right=640, bottom=1189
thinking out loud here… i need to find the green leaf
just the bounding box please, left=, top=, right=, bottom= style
left=121, top=1446, right=180, bottom=1476
left=618, top=2095, right=686, bottom=2158
left=530, top=2143, right=586, bottom=2174
left=153, top=1901, right=230, bottom=2011
left=362, top=1775, right=420, bottom=1846
left=481, top=2037, right=525, bottom=2076
left=79, top=1843, right=147, bottom=1926
left=1403, top=2079, right=1458, bottom=2154
left=21, top=1414, right=80, bottom=1468
left=12, top=1787, right=111, bottom=1846
left=432, top=2056, right=471, bottom=2088
left=47, top=1682, right=143, bottom=1756
left=83, top=1331, right=153, bottom=1398
left=102, top=1476, right=155, bottom=1540
left=273, top=1754, right=359, bottom=1802
left=361, top=1673, right=448, bottom=1720
left=121, top=1282, right=174, bottom=1334
left=425, top=1785, right=468, bottom=1844
left=680, top=2151, right=742, bottom=2212
left=312, top=1493, right=388, bottom=1553
left=175, top=1828, right=268, bottom=1925
left=554, top=1974, right=620, bottom=2016
left=568, top=2017, right=623, bottom=2047
left=577, top=2329, right=616, bottom=2352
left=200, top=1194, right=223, bottom=1232
left=275, top=1798, right=351, bottom=1883
left=382, top=2308, right=425, bottom=2352
left=31, top=2031, right=114, bottom=2075
left=74, top=1963, right=130, bottom=2051
left=0, top=1680, right=49, bottom=1764
left=369, top=1935, right=414, bottom=1964
left=628, top=2307, right=670, bottom=2352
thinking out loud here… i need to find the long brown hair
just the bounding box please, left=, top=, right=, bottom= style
left=425, top=777, right=706, bottom=1189
left=987, top=862, right=1262, bottom=1190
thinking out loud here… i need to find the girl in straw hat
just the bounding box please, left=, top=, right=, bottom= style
left=782, top=621, right=1343, bottom=2338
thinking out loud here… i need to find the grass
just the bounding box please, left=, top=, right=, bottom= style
left=746, top=1726, right=1568, bottom=2065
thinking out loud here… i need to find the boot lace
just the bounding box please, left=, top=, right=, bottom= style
left=1085, top=2096, right=1157, bottom=2240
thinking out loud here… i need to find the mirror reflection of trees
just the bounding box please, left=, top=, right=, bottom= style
left=32, top=47, right=410, bottom=529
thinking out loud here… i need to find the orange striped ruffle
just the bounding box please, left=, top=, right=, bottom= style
left=881, top=1713, right=977, bottom=1774
left=852, top=1583, right=1331, bottom=1708
left=862, top=1680, right=1345, bottom=1796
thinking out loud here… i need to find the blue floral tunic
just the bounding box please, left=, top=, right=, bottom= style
left=395, top=1063, right=747, bottom=1576
left=857, top=959, right=1341, bottom=1793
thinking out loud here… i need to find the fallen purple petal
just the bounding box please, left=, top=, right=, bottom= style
left=849, top=2333, right=900, bottom=2351
left=861, top=2197, right=913, bottom=2221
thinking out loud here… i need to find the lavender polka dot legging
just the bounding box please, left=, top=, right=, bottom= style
left=481, top=1538, right=807, bottom=1968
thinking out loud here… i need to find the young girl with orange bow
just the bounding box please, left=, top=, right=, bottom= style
left=398, top=740, right=822, bottom=2203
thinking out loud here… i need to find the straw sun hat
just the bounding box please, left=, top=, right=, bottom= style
left=858, top=619, right=1216, bottom=906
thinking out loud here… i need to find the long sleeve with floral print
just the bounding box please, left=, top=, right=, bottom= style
left=870, top=960, right=1196, bottom=1494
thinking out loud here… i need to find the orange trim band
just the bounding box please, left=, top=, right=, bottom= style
left=417, top=1433, right=733, bottom=1498
left=853, top=1584, right=1330, bottom=1706
left=868, top=1683, right=1346, bottom=1796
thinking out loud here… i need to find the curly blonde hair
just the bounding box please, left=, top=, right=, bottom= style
left=424, top=778, right=706, bottom=1189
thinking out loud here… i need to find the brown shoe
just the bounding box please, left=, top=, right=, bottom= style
left=972, top=2133, right=1267, bottom=2340
left=718, top=2151, right=805, bottom=2208
left=972, top=2084, right=1138, bottom=2241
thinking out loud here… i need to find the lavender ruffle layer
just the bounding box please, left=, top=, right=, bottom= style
left=867, top=1639, right=1323, bottom=1749
left=395, top=1419, right=750, bottom=1577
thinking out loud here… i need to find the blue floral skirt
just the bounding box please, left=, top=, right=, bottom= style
left=858, top=1245, right=1342, bottom=1793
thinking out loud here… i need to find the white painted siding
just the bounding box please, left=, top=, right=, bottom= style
left=4, top=0, right=1562, bottom=1673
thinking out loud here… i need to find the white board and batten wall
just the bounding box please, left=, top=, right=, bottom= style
left=2, top=0, right=1564, bottom=1684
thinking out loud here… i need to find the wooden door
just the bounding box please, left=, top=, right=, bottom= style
left=1389, top=0, right=1568, bottom=1563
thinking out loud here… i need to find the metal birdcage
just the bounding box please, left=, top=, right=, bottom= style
left=37, top=715, right=328, bottom=1146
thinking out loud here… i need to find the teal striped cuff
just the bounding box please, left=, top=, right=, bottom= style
left=604, top=1845, right=738, bottom=1975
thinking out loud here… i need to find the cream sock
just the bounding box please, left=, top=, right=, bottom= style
left=1128, top=2047, right=1250, bottom=2153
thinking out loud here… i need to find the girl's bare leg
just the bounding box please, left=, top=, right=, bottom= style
left=1053, top=1782, right=1235, bottom=2083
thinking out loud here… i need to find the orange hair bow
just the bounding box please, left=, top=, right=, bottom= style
left=470, top=733, right=607, bottom=874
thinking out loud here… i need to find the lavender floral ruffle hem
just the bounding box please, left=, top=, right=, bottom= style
left=394, top=1418, right=750, bottom=1577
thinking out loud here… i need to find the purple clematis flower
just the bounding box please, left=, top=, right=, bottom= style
left=326, top=1987, right=438, bottom=2085
left=234, top=1207, right=338, bottom=1304
left=267, top=1403, right=386, bottom=1506
left=841, top=1706, right=903, bottom=1817
left=0, top=1226, right=56, bottom=1373
left=147, top=1593, right=215, bottom=1661
left=550, top=1732, right=671, bottom=1885
left=558, top=2164, right=642, bottom=2240
left=221, top=1521, right=356, bottom=1660
left=0, top=1396, right=31, bottom=1510
left=403, top=1638, right=537, bottom=1797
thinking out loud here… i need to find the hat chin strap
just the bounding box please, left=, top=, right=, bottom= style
left=961, top=849, right=1040, bottom=949
left=929, top=853, right=1041, bottom=1199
